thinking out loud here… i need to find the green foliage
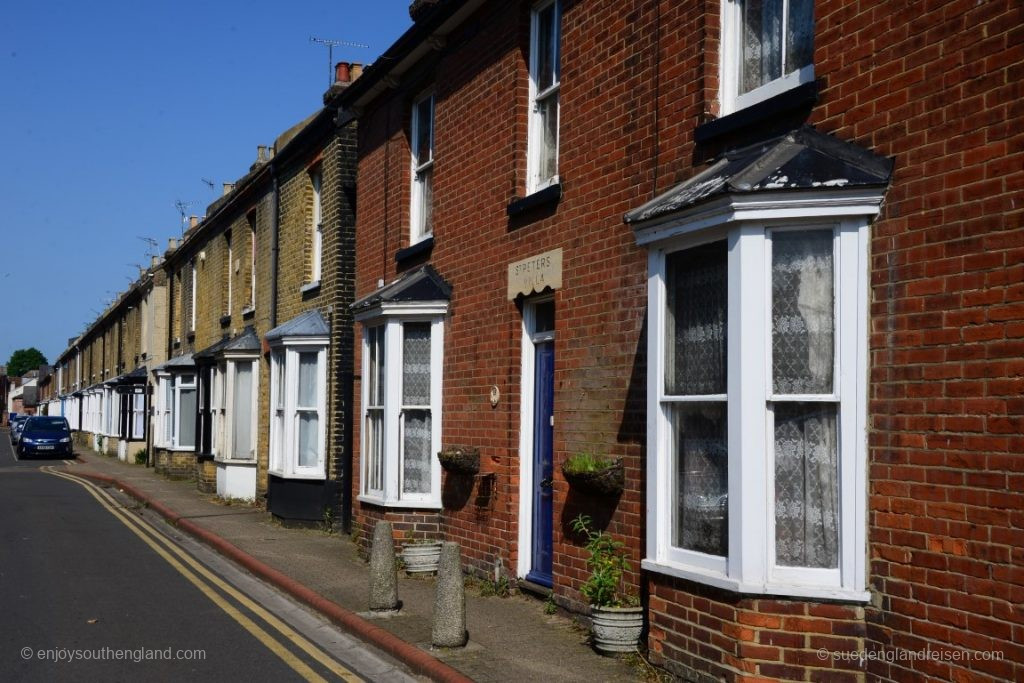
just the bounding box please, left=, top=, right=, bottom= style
left=562, top=452, right=616, bottom=475
left=6, top=347, right=47, bottom=378
left=479, top=575, right=511, bottom=598
left=544, top=595, right=558, bottom=615
left=134, top=448, right=148, bottom=465
left=321, top=505, right=335, bottom=534
left=571, top=514, right=634, bottom=607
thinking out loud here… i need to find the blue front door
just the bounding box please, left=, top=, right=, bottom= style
left=528, top=340, right=555, bottom=587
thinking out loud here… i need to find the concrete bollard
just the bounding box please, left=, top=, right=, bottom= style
left=431, top=541, right=468, bottom=648
left=369, top=521, right=399, bottom=613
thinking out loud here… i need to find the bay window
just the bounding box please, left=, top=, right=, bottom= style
left=721, top=0, right=814, bottom=114
left=268, top=337, right=327, bottom=479
left=359, top=313, right=444, bottom=507
left=632, top=163, right=887, bottom=599
left=154, top=372, right=196, bottom=449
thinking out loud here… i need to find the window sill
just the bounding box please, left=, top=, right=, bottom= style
left=157, top=446, right=196, bottom=453
left=268, top=467, right=326, bottom=481
left=641, top=558, right=870, bottom=603
left=214, top=457, right=258, bottom=466
left=300, top=281, right=321, bottom=294
left=357, top=494, right=443, bottom=510
left=506, top=182, right=562, bottom=217
left=695, top=81, right=818, bottom=145
left=395, top=236, right=434, bottom=265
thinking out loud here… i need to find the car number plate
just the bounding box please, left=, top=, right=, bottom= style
left=37, top=445, right=55, bottom=450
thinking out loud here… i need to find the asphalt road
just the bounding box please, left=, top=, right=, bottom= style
left=0, top=431, right=416, bottom=682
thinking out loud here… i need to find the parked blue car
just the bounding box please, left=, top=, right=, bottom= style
left=17, top=416, right=73, bottom=459
left=9, top=414, right=30, bottom=445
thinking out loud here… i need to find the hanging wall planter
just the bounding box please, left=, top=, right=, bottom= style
left=561, top=454, right=624, bottom=496
left=438, top=445, right=480, bottom=475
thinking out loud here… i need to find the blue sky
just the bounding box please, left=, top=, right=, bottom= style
left=0, top=0, right=412, bottom=368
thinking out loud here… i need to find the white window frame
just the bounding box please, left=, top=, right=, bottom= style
left=310, top=171, right=323, bottom=285
left=637, top=188, right=882, bottom=602
left=155, top=371, right=196, bottom=450
left=268, top=338, right=328, bottom=479
left=720, top=0, right=816, bottom=116
left=189, top=259, right=197, bottom=332
left=245, top=215, right=257, bottom=313
left=225, top=232, right=233, bottom=315
left=527, top=0, right=561, bottom=194
left=410, top=91, right=435, bottom=244
left=130, top=390, right=146, bottom=441
left=357, top=303, right=446, bottom=509
left=218, top=354, right=259, bottom=463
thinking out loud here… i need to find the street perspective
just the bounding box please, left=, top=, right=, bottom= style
left=2, top=1, right=1022, bottom=681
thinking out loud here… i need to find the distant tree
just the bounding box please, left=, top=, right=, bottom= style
left=7, top=348, right=47, bottom=378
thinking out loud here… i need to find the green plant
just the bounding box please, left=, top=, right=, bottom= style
left=320, top=505, right=335, bottom=534
left=571, top=514, right=636, bottom=607
left=562, top=452, right=616, bottom=475
left=544, top=595, right=558, bottom=615
left=134, top=448, right=147, bottom=465
left=96, top=435, right=105, bottom=452
left=479, top=575, right=511, bottom=598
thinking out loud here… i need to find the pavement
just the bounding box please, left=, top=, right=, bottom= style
left=66, top=449, right=646, bottom=683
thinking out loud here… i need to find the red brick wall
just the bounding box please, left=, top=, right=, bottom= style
left=353, top=0, right=650, bottom=591
left=352, top=0, right=1022, bottom=680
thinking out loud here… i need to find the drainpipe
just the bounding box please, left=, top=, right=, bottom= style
left=270, top=162, right=280, bottom=329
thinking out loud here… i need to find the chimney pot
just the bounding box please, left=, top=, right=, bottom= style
left=151, top=256, right=159, bottom=268
left=222, top=182, right=235, bottom=196
left=351, top=63, right=364, bottom=80
left=257, top=145, right=267, bottom=162
left=168, top=237, right=178, bottom=250
left=189, top=215, right=199, bottom=229
left=335, top=61, right=351, bottom=83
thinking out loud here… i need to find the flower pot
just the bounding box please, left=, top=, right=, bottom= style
left=590, top=604, right=644, bottom=655
left=438, top=446, right=480, bottom=475
left=401, top=541, right=443, bottom=575
left=562, top=459, right=624, bottom=496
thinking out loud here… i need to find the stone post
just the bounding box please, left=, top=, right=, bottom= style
left=369, top=521, right=399, bottom=613
left=432, top=542, right=467, bottom=647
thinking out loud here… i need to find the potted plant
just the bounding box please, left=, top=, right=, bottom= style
left=562, top=453, right=624, bottom=496
left=400, top=530, right=443, bottom=575
left=571, top=514, right=643, bottom=655
left=438, top=445, right=480, bottom=475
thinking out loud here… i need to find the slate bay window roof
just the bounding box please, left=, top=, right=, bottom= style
left=104, top=367, right=149, bottom=386
left=351, top=264, right=452, bottom=315
left=624, top=126, right=894, bottom=226
left=152, top=353, right=195, bottom=372
left=265, top=309, right=330, bottom=343
left=194, top=327, right=261, bottom=361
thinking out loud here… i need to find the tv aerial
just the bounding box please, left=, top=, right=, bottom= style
left=201, top=177, right=216, bottom=193
left=310, top=36, right=368, bottom=87
left=137, top=236, right=159, bottom=259
left=174, top=199, right=198, bottom=236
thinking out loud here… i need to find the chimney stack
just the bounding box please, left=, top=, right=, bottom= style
left=257, top=145, right=268, bottom=162
left=351, top=63, right=364, bottom=80
left=151, top=255, right=160, bottom=268
left=168, top=237, right=178, bottom=251
left=335, top=61, right=351, bottom=84
left=189, top=215, right=199, bottom=230
left=222, top=182, right=235, bottom=196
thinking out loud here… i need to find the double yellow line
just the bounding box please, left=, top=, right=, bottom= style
left=43, top=467, right=360, bottom=683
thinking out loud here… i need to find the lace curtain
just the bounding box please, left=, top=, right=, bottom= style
left=674, top=404, right=729, bottom=556
left=297, top=352, right=319, bottom=468
left=740, top=0, right=814, bottom=95
left=772, top=230, right=838, bottom=568
left=667, top=241, right=729, bottom=556
left=775, top=403, right=838, bottom=567
left=402, top=323, right=432, bottom=494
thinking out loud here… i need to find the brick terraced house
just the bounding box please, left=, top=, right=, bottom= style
left=332, top=1, right=1022, bottom=681
left=54, top=261, right=168, bottom=462
left=151, top=65, right=358, bottom=522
